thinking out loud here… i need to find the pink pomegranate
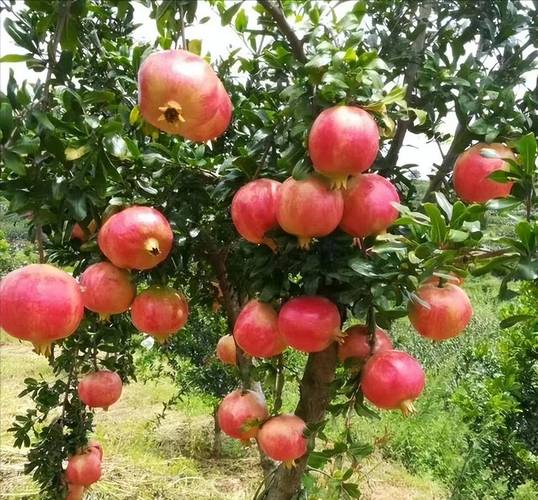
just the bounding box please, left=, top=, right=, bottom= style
left=130, top=286, right=189, bottom=343
left=361, top=350, right=425, bottom=415
left=408, top=283, right=473, bottom=340
left=97, top=206, right=173, bottom=270
left=276, top=176, right=344, bottom=249
left=138, top=49, right=232, bottom=142
left=0, top=264, right=84, bottom=355
left=216, top=335, right=237, bottom=366
left=234, top=300, right=286, bottom=358
left=453, top=143, right=515, bottom=203
left=217, top=389, right=268, bottom=441
left=231, top=179, right=281, bottom=251
left=308, top=106, right=379, bottom=188
left=278, top=296, right=342, bottom=353
left=338, top=325, right=393, bottom=363
left=65, top=445, right=102, bottom=486
left=340, top=173, right=400, bottom=238
left=79, top=262, right=135, bottom=319
left=71, top=220, right=97, bottom=242
left=257, top=414, right=308, bottom=466
left=78, top=371, right=123, bottom=410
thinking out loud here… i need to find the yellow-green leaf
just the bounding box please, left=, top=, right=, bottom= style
left=129, top=105, right=140, bottom=126
left=65, top=145, right=90, bottom=161
left=188, top=39, right=202, bottom=56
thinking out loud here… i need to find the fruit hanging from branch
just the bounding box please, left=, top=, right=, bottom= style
left=65, top=443, right=103, bottom=487
left=338, top=325, right=393, bottom=363
left=77, top=371, right=123, bottom=410
left=216, top=334, right=237, bottom=366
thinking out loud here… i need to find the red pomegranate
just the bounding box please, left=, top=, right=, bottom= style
left=71, top=220, right=97, bottom=242
left=216, top=335, right=237, bottom=366
left=130, top=286, right=189, bottom=343
left=453, top=143, right=515, bottom=203
left=87, top=440, right=103, bottom=461
left=234, top=300, right=286, bottom=358
left=257, top=414, right=308, bottom=466
left=408, top=283, right=473, bottom=341
left=217, top=389, right=268, bottom=441
left=78, top=371, right=123, bottom=410
left=338, top=325, right=393, bottom=363
left=361, top=350, right=425, bottom=415
left=276, top=176, right=344, bottom=249
left=278, top=296, right=342, bottom=353
left=66, top=483, right=85, bottom=500
left=231, top=179, right=281, bottom=251
left=97, top=206, right=173, bottom=270
left=340, top=174, right=400, bottom=238
left=0, top=264, right=84, bottom=355
left=308, top=106, right=379, bottom=188
left=65, top=445, right=102, bottom=486
left=138, top=49, right=232, bottom=142
left=79, top=262, right=135, bottom=319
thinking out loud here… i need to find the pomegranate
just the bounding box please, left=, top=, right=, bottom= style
left=79, top=262, right=135, bottom=319
left=408, top=283, right=473, bottom=340
left=65, top=445, right=102, bottom=486
left=453, top=143, right=515, bottom=203
left=71, top=220, right=97, bottom=242
left=338, top=325, right=393, bottom=363
left=87, top=440, right=103, bottom=461
left=216, top=335, right=237, bottom=366
left=0, top=264, right=84, bottom=355
left=278, top=296, right=342, bottom=353
left=276, top=176, right=344, bottom=249
left=308, top=106, right=379, bottom=188
left=66, top=483, right=85, bottom=500
left=231, top=179, right=281, bottom=251
left=340, top=173, right=400, bottom=238
left=234, top=300, right=286, bottom=358
left=78, top=371, right=123, bottom=410
left=361, top=350, right=425, bottom=415
left=217, top=389, right=268, bottom=441
left=138, top=49, right=232, bottom=142
left=257, top=414, right=308, bottom=467
left=130, top=286, right=189, bottom=343
left=97, top=206, right=173, bottom=270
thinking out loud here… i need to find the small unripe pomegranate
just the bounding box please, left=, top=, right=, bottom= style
left=79, top=262, right=135, bottom=319
left=453, top=143, right=515, bottom=203
left=257, top=414, right=308, bottom=467
left=0, top=264, right=84, bottom=355
left=231, top=179, right=281, bottom=251
left=78, top=371, right=123, bottom=410
left=278, top=296, right=342, bottom=353
left=338, top=325, right=393, bottom=363
left=361, top=350, right=425, bottom=415
left=217, top=389, right=268, bottom=441
left=234, top=300, right=286, bottom=358
left=276, top=176, right=343, bottom=249
left=308, top=106, right=379, bottom=188
left=65, top=445, right=102, bottom=486
left=97, top=206, right=173, bottom=270
left=130, top=286, right=189, bottom=343
left=216, top=335, right=237, bottom=366
left=340, top=174, right=400, bottom=238
left=138, top=49, right=232, bottom=142
left=71, top=220, right=97, bottom=242
left=408, top=283, right=473, bottom=340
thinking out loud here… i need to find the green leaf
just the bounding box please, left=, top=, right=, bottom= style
left=65, top=145, right=90, bottom=161
left=423, top=203, right=447, bottom=244
left=188, top=39, right=202, bottom=56
left=515, top=133, right=537, bottom=175
left=12, top=136, right=40, bottom=155
left=448, top=229, right=469, bottom=242
left=434, top=192, right=452, bottom=219
left=305, top=53, right=331, bottom=69
left=499, top=315, right=535, bottom=329
left=343, top=47, right=358, bottom=62
left=221, top=2, right=241, bottom=25
left=0, top=102, right=14, bottom=138
left=235, top=9, right=248, bottom=32
left=4, top=151, right=26, bottom=175
left=486, top=197, right=522, bottom=211
left=0, top=53, right=32, bottom=63
left=60, top=17, right=80, bottom=52
left=129, top=105, right=140, bottom=125
left=103, top=135, right=131, bottom=160
left=32, top=111, right=55, bottom=131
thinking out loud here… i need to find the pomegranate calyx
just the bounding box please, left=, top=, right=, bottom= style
left=144, top=237, right=161, bottom=256
left=283, top=459, right=297, bottom=469
left=399, top=399, right=416, bottom=416
left=157, top=100, right=186, bottom=126
left=98, top=313, right=110, bottom=322
left=333, top=330, right=346, bottom=344
left=297, top=236, right=312, bottom=250
left=32, top=341, right=52, bottom=357
left=328, top=174, right=349, bottom=190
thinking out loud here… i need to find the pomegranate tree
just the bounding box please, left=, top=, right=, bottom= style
left=216, top=335, right=237, bottom=366
left=338, top=325, right=393, bottom=363
left=77, top=371, right=123, bottom=410
left=217, top=389, right=268, bottom=441
left=65, top=444, right=102, bottom=486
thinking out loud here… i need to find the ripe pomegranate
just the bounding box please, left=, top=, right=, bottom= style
left=257, top=414, right=308, bottom=467
left=453, top=143, right=515, bottom=203
left=79, top=262, right=135, bottom=319
left=338, top=325, right=393, bottom=363
left=408, top=283, right=473, bottom=340
left=97, top=206, right=173, bottom=270
left=130, top=286, right=189, bottom=343
left=278, top=296, right=342, bottom=353
left=308, top=106, right=379, bottom=188
left=78, top=371, right=123, bottom=410
left=66, top=483, right=85, bottom=500
left=276, top=176, right=344, bottom=249
left=65, top=445, right=102, bottom=486
left=231, top=179, right=281, bottom=251
left=217, top=389, right=268, bottom=441
left=71, top=220, right=97, bottom=242
left=340, top=174, right=400, bottom=238
left=138, top=49, right=232, bottom=142
left=361, top=350, right=425, bottom=415
left=216, top=335, right=237, bottom=366
left=234, top=300, right=286, bottom=358
left=0, top=264, right=84, bottom=355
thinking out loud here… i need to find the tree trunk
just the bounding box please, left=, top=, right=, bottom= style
left=212, top=404, right=222, bottom=457
left=261, top=344, right=338, bottom=500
